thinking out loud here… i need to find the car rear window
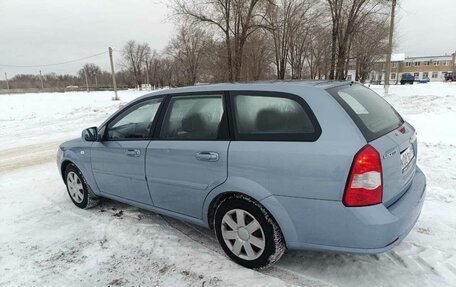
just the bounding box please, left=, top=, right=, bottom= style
left=328, top=84, right=403, bottom=142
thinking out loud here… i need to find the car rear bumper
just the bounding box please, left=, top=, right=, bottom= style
left=262, top=166, right=426, bottom=253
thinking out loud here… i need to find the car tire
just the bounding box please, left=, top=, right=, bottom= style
left=214, top=194, right=286, bottom=269
left=64, top=163, right=99, bottom=209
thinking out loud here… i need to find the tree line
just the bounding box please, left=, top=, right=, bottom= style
left=1, top=0, right=391, bottom=91
left=123, top=0, right=390, bottom=88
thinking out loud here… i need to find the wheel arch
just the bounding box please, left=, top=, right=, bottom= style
left=203, top=176, right=271, bottom=227
left=60, top=149, right=101, bottom=196
left=207, top=191, right=245, bottom=229
left=60, top=160, right=75, bottom=181
left=203, top=177, right=298, bottom=244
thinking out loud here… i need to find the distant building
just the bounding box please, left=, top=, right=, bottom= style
left=346, top=52, right=456, bottom=84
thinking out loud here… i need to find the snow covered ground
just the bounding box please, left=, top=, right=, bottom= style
left=0, top=90, right=144, bottom=151
left=1, top=83, right=455, bottom=286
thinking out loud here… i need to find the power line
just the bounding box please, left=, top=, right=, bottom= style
left=0, top=51, right=108, bottom=68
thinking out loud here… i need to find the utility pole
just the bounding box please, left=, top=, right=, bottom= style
left=4, top=72, right=9, bottom=93
left=109, top=47, right=119, bottom=101
left=95, top=75, right=98, bottom=89
left=39, top=70, right=44, bottom=90
left=84, top=68, right=89, bottom=92
left=384, top=0, right=397, bottom=97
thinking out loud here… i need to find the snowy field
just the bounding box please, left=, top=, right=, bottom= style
left=0, top=83, right=455, bottom=286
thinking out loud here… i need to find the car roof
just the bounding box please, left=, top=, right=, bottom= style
left=101, top=80, right=354, bottom=128
left=140, top=80, right=351, bottom=99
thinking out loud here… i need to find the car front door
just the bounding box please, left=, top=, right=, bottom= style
left=91, top=97, right=163, bottom=204
left=146, top=93, right=229, bottom=218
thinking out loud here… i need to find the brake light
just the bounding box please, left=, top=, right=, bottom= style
left=343, top=145, right=382, bottom=207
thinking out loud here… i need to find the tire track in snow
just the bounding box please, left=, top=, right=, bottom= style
left=36, top=192, right=301, bottom=287
left=0, top=140, right=63, bottom=174
left=162, top=216, right=333, bottom=287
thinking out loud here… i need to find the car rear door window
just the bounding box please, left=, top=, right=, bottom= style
left=231, top=92, right=320, bottom=141
left=159, top=94, right=225, bottom=140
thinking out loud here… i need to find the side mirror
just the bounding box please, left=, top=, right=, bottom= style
left=82, top=127, right=98, bottom=142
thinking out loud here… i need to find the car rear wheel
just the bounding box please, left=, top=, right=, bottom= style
left=64, top=164, right=99, bottom=209
left=214, top=194, right=286, bottom=269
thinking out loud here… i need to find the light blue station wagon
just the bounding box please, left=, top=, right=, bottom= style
left=58, top=81, right=426, bottom=269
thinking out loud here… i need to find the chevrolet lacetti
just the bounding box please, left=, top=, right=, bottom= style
left=57, top=81, right=426, bottom=269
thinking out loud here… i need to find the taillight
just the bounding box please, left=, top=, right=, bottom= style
left=343, top=145, right=382, bottom=207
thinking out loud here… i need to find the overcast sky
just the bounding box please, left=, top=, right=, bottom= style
left=0, top=0, right=455, bottom=77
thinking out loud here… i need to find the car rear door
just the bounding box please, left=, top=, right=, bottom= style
left=145, top=92, right=229, bottom=219
left=328, top=84, right=417, bottom=205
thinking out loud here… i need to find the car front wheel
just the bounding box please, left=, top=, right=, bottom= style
left=64, top=163, right=99, bottom=209
left=214, top=194, right=286, bottom=269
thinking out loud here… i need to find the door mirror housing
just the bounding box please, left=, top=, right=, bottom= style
left=82, top=127, right=98, bottom=142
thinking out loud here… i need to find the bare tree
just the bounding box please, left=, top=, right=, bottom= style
left=326, top=0, right=386, bottom=80
left=241, top=31, right=274, bottom=80
left=199, top=39, right=230, bottom=83
left=78, top=63, right=101, bottom=84
left=121, top=40, right=151, bottom=89
left=159, top=57, right=175, bottom=88
left=173, top=0, right=270, bottom=82
left=166, top=24, right=210, bottom=86
left=301, top=23, right=332, bottom=79
left=287, top=2, right=324, bottom=79
left=288, top=23, right=311, bottom=80
left=145, top=50, right=159, bottom=89
left=266, top=0, right=315, bottom=79
left=351, top=13, right=389, bottom=83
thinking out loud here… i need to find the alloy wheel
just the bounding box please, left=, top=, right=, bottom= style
left=67, top=171, right=84, bottom=203
left=221, top=208, right=266, bottom=260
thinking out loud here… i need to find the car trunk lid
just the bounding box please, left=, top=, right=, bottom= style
left=327, top=84, right=417, bottom=206
left=370, top=122, right=417, bottom=205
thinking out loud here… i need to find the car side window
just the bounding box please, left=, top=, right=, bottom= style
left=106, top=98, right=162, bottom=140
left=232, top=93, right=320, bottom=141
left=159, top=94, right=224, bottom=140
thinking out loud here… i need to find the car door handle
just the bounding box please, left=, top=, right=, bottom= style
left=125, top=149, right=141, bottom=157
left=195, top=152, right=219, bottom=162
